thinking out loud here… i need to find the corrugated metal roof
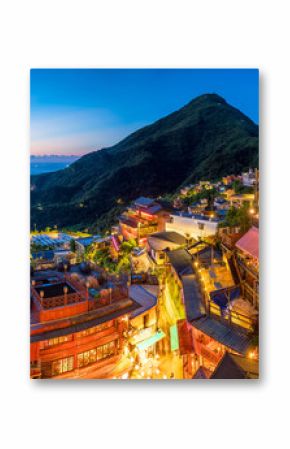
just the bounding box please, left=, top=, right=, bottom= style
left=182, top=275, right=206, bottom=321
left=167, top=249, right=194, bottom=277
left=190, top=316, right=251, bottom=355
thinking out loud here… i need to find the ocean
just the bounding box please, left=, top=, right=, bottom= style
left=30, top=156, right=80, bottom=175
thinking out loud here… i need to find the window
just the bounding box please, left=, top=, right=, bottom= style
left=43, top=335, right=73, bottom=348
left=77, top=341, right=117, bottom=368
left=52, top=356, right=74, bottom=376
left=78, top=322, right=112, bottom=338
left=197, top=222, right=205, bottom=230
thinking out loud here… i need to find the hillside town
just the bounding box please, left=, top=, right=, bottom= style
left=30, top=168, right=259, bottom=379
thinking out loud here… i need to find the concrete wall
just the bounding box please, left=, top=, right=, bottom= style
left=166, top=215, right=218, bottom=240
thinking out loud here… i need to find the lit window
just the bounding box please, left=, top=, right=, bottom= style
left=77, top=340, right=117, bottom=368
left=43, top=335, right=73, bottom=348
left=52, top=356, right=74, bottom=376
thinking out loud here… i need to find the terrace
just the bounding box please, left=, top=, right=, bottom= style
left=32, top=281, right=84, bottom=310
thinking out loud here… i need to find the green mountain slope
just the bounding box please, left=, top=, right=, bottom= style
left=31, top=94, right=258, bottom=231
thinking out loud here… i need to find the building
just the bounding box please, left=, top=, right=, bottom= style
left=31, top=250, right=55, bottom=271
left=147, top=231, right=187, bottom=265
left=30, top=271, right=148, bottom=379
left=128, top=284, right=160, bottom=361
left=109, top=233, right=123, bottom=261
left=213, top=197, right=230, bottom=211
left=229, top=193, right=255, bottom=208
left=165, top=246, right=256, bottom=378
left=119, top=197, right=170, bottom=245
left=53, top=249, right=77, bottom=265
left=30, top=232, right=73, bottom=250
left=242, top=168, right=256, bottom=187
left=166, top=212, right=220, bottom=240
left=235, top=226, right=259, bottom=308
left=75, top=235, right=108, bottom=258
left=188, top=198, right=208, bottom=215
left=210, top=352, right=259, bottom=379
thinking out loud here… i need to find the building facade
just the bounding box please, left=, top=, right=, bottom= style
left=166, top=212, right=220, bottom=240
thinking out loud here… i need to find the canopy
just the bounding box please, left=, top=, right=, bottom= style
left=136, top=330, right=165, bottom=350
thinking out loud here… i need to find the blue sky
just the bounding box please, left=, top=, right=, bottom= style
left=30, top=69, right=259, bottom=156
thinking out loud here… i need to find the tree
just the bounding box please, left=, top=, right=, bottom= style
left=222, top=204, right=251, bottom=232
left=70, top=239, right=76, bottom=252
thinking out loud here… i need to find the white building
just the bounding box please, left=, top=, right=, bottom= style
left=165, top=212, right=220, bottom=240
left=242, top=168, right=256, bottom=187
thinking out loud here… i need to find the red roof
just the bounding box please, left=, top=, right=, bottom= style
left=236, top=227, right=259, bottom=260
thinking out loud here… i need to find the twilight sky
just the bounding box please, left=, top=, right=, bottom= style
left=30, top=69, right=259, bottom=156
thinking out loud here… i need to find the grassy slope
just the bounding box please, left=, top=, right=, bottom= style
left=31, top=94, right=258, bottom=231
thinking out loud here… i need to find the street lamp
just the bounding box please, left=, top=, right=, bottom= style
left=249, top=208, right=255, bottom=226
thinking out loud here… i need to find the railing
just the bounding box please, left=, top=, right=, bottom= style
left=209, top=300, right=256, bottom=332
left=237, top=258, right=259, bottom=280
left=41, top=292, right=84, bottom=309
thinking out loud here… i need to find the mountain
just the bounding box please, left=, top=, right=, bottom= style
left=31, top=94, right=259, bottom=231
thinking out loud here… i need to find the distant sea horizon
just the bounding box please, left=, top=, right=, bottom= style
left=30, top=155, right=81, bottom=175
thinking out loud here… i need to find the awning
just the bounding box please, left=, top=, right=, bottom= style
left=170, top=324, right=179, bottom=351
left=236, top=227, right=259, bottom=260
left=136, top=330, right=165, bottom=350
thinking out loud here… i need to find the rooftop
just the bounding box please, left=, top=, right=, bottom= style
left=171, top=212, right=221, bottom=222
left=236, top=226, right=259, bottom=260
left=75, top=235, right=102, bottom=246
left=191, top=316, right=252, bottom=355
left=31, top=250, right=55, bottom=261
left=34, top=282, right=76, bottom=299
left=31, top=232, right=72, bottom=247
left=149, top=231, right=187, bottom=246
left=211, top=352, right=259, bottom=379
left=193, top=245, right=223, bottom=266
left=181, top=274, right=206, bottom=321
left=129, top=284, right=158, bottom=318
left=134, top=197, right=156, bottom=208
left=167, top=249, right=194, bottom=277
left=31, top=297, right=140, bottom=343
